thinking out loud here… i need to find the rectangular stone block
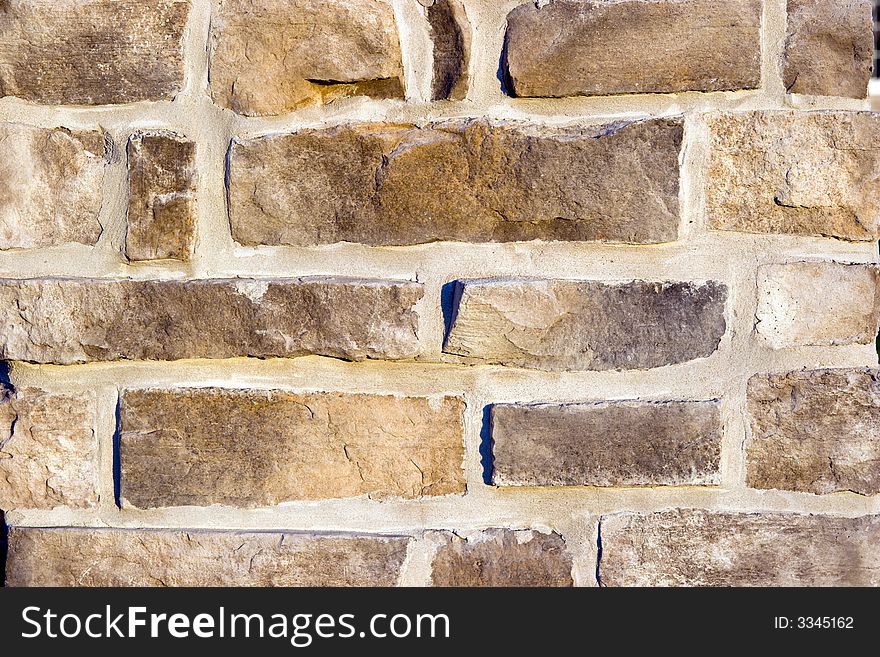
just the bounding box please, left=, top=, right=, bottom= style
left=227, top=118, right=683, bottom=247
left=0, top=124, right=107, bottom=249
left=503, top=0, right=762, bottom=97
left=784, top=0, right=874, bottom=98
left=119, top=388, right=465, bottom=507
left=0, top=0, right=189, bottom=105
left=443, top=279, right=726, bottom=371
left=600, top=510, right=880, bottom=586
left=705, top=111, right=880, bottom=240
left=210, top=0, right=404, bottom=116
left=427, top=0, right=471, bottom=101
left=430, top=529, right=573, bottom=587
left=0, top=386, right=97, bottom=509
left=0, top=277, right=422, bottom=364
left=756, top=262, right=880, bottom=347
left=126, top=132, right=196, bottom=262
left=5, top=527, right=409, bottom=586
left=747, top=368, right=880, bottom=495
left=491, top=400, right=721, bottom=487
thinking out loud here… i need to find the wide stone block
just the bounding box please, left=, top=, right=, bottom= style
left=119, top=388, right=466, bottom=507
left=0, top=277, right=423, bottom=364
left=491, top=400, right=721, bottom=487
left=227, top=119, right=683, bottom=246
left=443, top=279, right=727, bottom=371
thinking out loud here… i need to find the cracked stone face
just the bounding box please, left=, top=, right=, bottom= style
left=0, top=0, right=188, bottom=104
left=746, top=368, right=880, bottom=495
left=756, top=262, right=880, bottom=348
left=705, top=111, right=880, bottom=240
left=0, top=124, right=107, bottom=249
left=600, top=510, right=880, bottom=586
left=430, top=529, right=573, bottom=586
left=443, top=279, right=727, bottom=371
left=126, top=132, right=196, bottom=262
left=0, top=277, right=422, bottom=364
left=227, top=119, right=683, bottom=246
left=5, top=527, right=410, bottom=586
left=0, top=385, right=97, bottom=510
left=783, top=0, right=874, bottom=98
left=503, top=0, right=762, bottom=97
left=491, top=400, right=722, bottom=487
left=209, top=0, right=404, bottom=116
left=119, top=388, right=466, bottom=507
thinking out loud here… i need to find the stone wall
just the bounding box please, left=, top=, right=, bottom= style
left=0, top=0, right=879, bottom=587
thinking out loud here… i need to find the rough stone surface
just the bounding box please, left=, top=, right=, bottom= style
left=443, top=279, right=727, bottom=371
left=430, top=529, right=573, bottom=586
left=210, top=0, right=404, bottom=116
left=5, top=527, right=409, bottom=586
left=747, top=368, right=880, bottom=495
left=0, top=277, right=422, bottom=364
left=784, top=0, right=874, bottom=98
left=600, top=510, right=880, bottom=586
left=705, top=111, right=880, bottom=241
left=0, top=124, right=107, bottom=249
left=0, top=386, right=97, bottom=509
left=126, top=132, right=196, bottom=262
left=756, top=262, right=880, bottom=348
left=428, top=0, right=470, bottom=101
left=228, top=119, right=683, bottom=246
left=0, top=0, right=189, bottom=105
left=120, top=388, right=465, bottom=507
left=491, top=400, right=721, bottom=487
left=503, top=0, right=762, bottom=98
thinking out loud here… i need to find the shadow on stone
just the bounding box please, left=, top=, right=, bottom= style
left=113, top=396, right=123, bottom=508
left=480, top=405, right=494, bottom=485
left=497, top=29, right=515, bottom=97
left=440, top=280, right=463, bottom=344
left=0, top=361, right=14, bottom=391
left=1, top=511, right=7, bottom=587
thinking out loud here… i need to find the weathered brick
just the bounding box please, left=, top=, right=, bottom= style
left=430, top=529, right=573, bottom=587
left=784, top=0, right=874, bottom=98
left=491, top=401, right=721, bottom=487
left=747, top=368, right=880, bottom=495
left=0, top=386, right=97, bottom=509
left=756, top=262, right=880, bottom=348
left=600, top=510, right=880, bottom=586
left=0, top=0, right=189, bottom=105
left=228, top=119, right=683, bottom=247
left=427, top=0, right=471, bottom=101
left=120, top=388, right=465, bottom=507
left=443, top=279, right=726, bottom=371
left=0, top=124, right=107, bottom=249
left=0, top=278, right=422, bottom=364
left=126, top=132, right=196, bottom=262
left=5, top=527, right=409, bottom=586
left=210, top=0, right=404, bottom=116
left=705, top=111, right=880, bottom=240
left=503, top=0, right=762, bottom=98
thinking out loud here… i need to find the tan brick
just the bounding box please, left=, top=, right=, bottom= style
left=119, top=388, right=465, bottom=507
left=0, top=124, right=107, bottom=249
left=705, top=111, right=880, bottom=240
left=600, top=510, right=880, bottom=586
left=443, top=279, right=726, bottom=371
left=503, top=0, right=762, bottom=97
left=5, top=527, right=409, bottom=586
left=0, top=386, right=97, bottom=510
left=427, top=0, right=471, bottom=101
left=747, top=368, right=880, bottom=495
left=491, top=401, right=721, bottom=487
left=210, top=0, right=404, bottom=116
left=756, top=262, right=880, bottom=347
left=126, top=132, right=196, bottom=262
left=0, top=0, right=189, bottom=105
left=430, top=529, right=573, bottom=587
left=784, top=0, right=874, bottom=98
left=228, top=119, right=683, bottom=246
left=0, top=277, right=422, bottom=364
